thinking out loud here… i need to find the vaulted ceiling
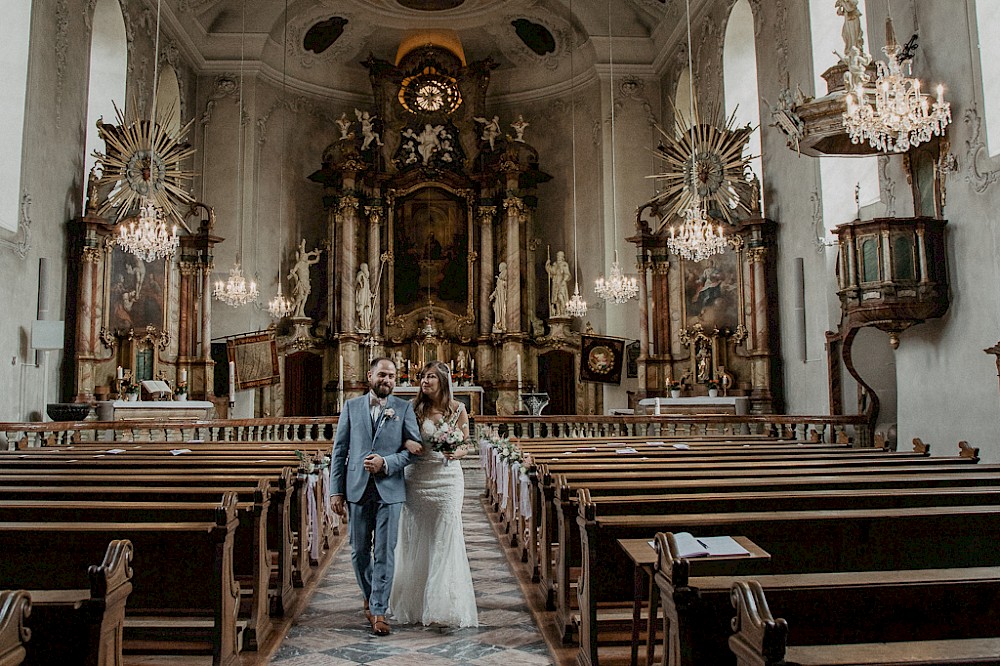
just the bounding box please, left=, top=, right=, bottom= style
left=165, top=0, right=686, bottom=98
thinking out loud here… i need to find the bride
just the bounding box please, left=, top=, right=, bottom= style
left=389, top=360, right=479, bottom=627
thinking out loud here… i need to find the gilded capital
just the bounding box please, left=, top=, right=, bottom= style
left=747, top=247, right=768, bottom=263
left=365, top=206, right=382, bottom=226
left=82, top=246, right=103, bottom=263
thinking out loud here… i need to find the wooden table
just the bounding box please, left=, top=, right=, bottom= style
left=617, top=536, right=771, bottom=666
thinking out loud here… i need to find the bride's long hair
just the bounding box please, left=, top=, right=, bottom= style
left=413, top=361, right=454, bottom=424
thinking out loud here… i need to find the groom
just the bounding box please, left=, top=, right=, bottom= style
left=331, top=357, right=421, bottom=635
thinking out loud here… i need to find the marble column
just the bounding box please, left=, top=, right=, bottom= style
left=365, top=205, right=382, bottom=336
left=502, top=195, right=527, bottom=333
left=637, top=256, right=650, bottom=393
left=338, top=194, right=360, bottom=334
left=477, top=206, right=496, bottom=337
left=201, top=263, right=214, bottom=395
left=177, top=262, right=196, bottom=360
left=526, top=237, right=543, bottom=335
left=748, top=247, right=769, bottom=353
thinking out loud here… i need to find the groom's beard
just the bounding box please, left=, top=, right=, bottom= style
left=371, top=381, right=393, bottom=399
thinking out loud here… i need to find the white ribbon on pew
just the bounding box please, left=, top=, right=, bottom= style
left=499, top=458, right=510, bottom=510
left=519, top=465, right=531, bottom=519
left=305, top=473, right=321, bottom=563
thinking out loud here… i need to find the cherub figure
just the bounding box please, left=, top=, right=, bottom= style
left=474, top=115, right=501, bottom=150
left=511, top=114, right=529, bottom=142
left=335, top=112, right=353, bottom=141
left=355, top=109, right=383, bottom=151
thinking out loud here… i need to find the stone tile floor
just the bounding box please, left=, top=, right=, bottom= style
left=268, top=461, right=558, bottom=665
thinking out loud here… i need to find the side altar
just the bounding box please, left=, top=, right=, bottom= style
left=391, top=386, right=484, bottom=416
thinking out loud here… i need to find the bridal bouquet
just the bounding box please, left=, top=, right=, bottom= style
left=430, top=421, right=467, bottom=465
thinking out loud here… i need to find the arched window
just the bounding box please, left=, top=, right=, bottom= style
left=0, top=0, right=33, bottom=231
left=809, top=0, right=879, bottom=232
left=156, top=63, right=181, bottom=135
left=976, top=0, right=1000, bottom=156
left=674, top=66, right=692, bottom=135
left=83, top=0, right=127, bottom=211
left=723, top=0, right=762, bottom=201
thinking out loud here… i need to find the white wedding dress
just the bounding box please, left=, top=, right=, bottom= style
left=389, top=412, right=479, bottom=627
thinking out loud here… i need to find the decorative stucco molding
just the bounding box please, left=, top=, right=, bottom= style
left=963, top=105, right=1000, bottom=194
left=0, top=193, right=32, bottom=260
left=878, top=155, right=896, bottom=217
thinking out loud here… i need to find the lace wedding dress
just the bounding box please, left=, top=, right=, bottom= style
left=389, top=411, right=479, bottom=627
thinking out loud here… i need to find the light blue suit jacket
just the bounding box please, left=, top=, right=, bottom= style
left=330, top=393, right=420, bottom=504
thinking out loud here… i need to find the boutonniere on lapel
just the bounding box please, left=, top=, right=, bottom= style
left=383, top=408, right=397, bottom=421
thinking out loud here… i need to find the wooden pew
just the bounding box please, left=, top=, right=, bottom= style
left=575, top=502, right=1000, bottom=666
left=728, top=576, right=1000, bottom=665
left=0, top=592, right=29, bottom=666
left=536, top=454, right=984, bottom=623
left=16, top=540, right=133, bottom=666
left=0, top=488, right=272, bottom=651
left=0, top=494, right=242, bottom=666
left=0, top=464, right=316, bottom=591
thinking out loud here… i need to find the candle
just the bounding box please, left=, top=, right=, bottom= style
left=180, top=369, right=187, bottom=383
left=470, top=358, right=475, bottom=376
left=516, top=354, right=522, bottom=388
left=228, top=361, right=236, bottom=397
left=117, top=366, right=123, bottom=380
left=339, top=354, right=344, bottom=384
left=655, top=399, right=661, bottom=416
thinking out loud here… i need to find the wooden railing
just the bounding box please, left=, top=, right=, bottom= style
left=0, top=417, right=341, bottom=449
left=2, top=412, right=873, bottom=450
left=470, top=414, right=873, bottom=447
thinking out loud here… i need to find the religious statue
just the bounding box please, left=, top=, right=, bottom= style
left=836, top=0, right=872, bottom=91
left=288, top=239, right=322, bottom=319
left=403, top=124, right=445, bottom=164
left=355, top=109, right=383, bottom=151
left=474, top=115, right=501, bottom=150
left=511, top=115, right=529, bottom=142
left=85, top=164, right=102, bottom=214
left=696, top=345, right=711, bottom=382
left=356, top=262, right=373, bottom=333
left=490, top=261, right=508, bottom=333
left=392, top=350, right=405, bottom=374
left=836, top=0, right=865, bottom=58
left=335, top=112, right=354, bottom=141
left=545, top=248, right=571, bottom=318
left=456, top=349, right=468, bottom=375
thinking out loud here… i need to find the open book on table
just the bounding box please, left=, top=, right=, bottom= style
left=650, top=532, right=751, bottom=558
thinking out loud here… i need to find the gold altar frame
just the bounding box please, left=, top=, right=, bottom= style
left=384, top=183, right=476, bottom=331
left=100, top=237, right=171, bottom=349
left=679, top=236, right=747, bottom=333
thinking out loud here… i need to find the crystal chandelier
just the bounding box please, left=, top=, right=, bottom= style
left=267, top=0, right=292, bottom=320
left=214, top=262, right=258, bottom=307
left=215, top=0, right=257, bottom=308
left=566, top=283, right=588, bottom=317
left=594, top=256, right=639, bottom=304
left=667, top=194, right=727, bottom=262
left=267, top=288, right=292, bottom=318
left=565, top=0, right=587, bottom=318
left=594, top=0, right=638, bottom=304
left=117, top=199, right=179, bottom=262
left=843, top=15, right=951, bottom=153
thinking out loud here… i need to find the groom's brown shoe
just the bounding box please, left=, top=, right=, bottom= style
left=370, top=615, right=391, bottom=636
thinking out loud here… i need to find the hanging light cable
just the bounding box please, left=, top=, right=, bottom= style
left=215, top=0, right=258, bottom=307
left=594, top=0, right=638, bottom=304
left=268, top=0, right=292, bottom=318
left=116, top=0, right=180, bottom=262
left=666, top=0, right=728, bottom=263
left=565, top=0, right=587, bottom=318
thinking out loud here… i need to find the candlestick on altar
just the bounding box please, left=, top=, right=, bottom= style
left=516, top=354, right=523, bottom=411
left=228, top=361, right=236, bottom=410
left=116, top=365, right=123, bottom=380
left=180, top=369, right=187, bottom=383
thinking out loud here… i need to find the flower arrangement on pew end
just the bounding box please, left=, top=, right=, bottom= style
left=295, top=450, right=331, bottom=474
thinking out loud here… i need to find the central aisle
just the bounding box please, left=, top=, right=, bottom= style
left=269, top=460, right=555, bottom=665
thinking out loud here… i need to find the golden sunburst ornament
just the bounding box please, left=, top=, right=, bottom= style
left=93, top=101, right=197, bottom=226
left=646, top=104, right=755, bottom=233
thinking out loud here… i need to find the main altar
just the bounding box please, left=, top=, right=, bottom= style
left=294, top=41, right=601, bottom=416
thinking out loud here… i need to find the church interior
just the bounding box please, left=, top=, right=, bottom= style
left=2, top=0, right=1000, bottom=663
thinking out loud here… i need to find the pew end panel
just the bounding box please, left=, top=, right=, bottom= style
left=728, top=580, right=788, bottom=666
left=0, top=591, right=30, bottom=666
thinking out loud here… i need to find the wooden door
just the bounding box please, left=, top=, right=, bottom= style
left=538, top=350, right=576, bottom=415
left=284, top=352, right=323, bottom=416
